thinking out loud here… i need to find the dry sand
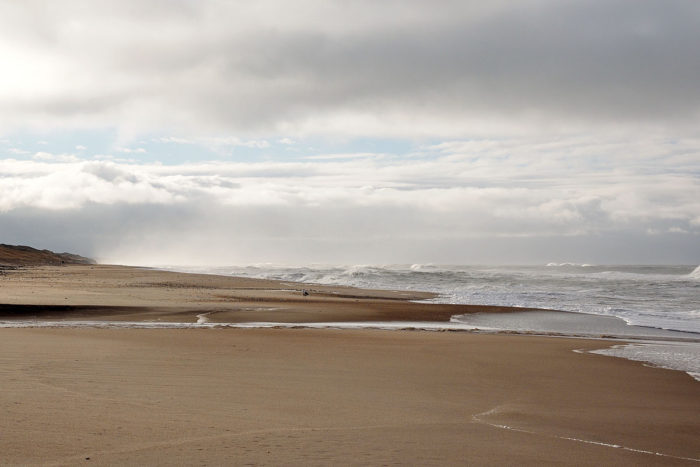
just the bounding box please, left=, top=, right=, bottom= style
left=1, top=265, right=698, bottom=465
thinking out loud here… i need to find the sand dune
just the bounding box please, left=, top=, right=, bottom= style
left=0, top=244, right=95, bottom=266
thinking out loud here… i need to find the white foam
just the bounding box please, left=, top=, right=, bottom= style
left=4, top=317, right=698, bottom=384
left=472, top=406, right=700, bottom=462
left=156, top=263, right=700, bottom=341
left=591, top=342, right=700, bottom=382
left=689, top=265, right=700, bottom=280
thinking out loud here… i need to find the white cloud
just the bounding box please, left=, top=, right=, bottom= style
left=157, top=136, right=270, bottom=152
left=156, top=137, right=193, bottom=144
left=116, top=147, right=146, bottom=153
left=1, top=135, right=697, bottom=253
left=32, top=151, right=80, bottom=163
left=1, top=156, right=697, bottom=264
left=75, top=145, right=87, bottom=150
left=304, top=152, right=383, bottom=161
left=205, top=137, right=270, bottom=150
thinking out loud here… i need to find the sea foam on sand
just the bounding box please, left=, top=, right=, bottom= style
left=591, top=342, right=700, bottom=381
left=3, top=309, right=699, bottom=381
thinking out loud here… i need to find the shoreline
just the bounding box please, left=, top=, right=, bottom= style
left=157, top=263, right=700, bottom=335
left=1, top=264, right=699, bottom=463
left=1, top=263, right=698, bottom=380
left=3, top=314, right=698, bottom=382
left=0, top=264, right=549, bottom=323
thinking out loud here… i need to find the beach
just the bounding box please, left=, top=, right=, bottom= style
left=1, top=265, right=698, bottom=465
left=0, top=264, right=534, bottom=324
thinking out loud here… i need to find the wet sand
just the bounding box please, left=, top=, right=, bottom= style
left=1, top=328, right=698, bottom=466
left=0, top=265, right=698, bottom=465
left=0, top=264, right=537, bottom=323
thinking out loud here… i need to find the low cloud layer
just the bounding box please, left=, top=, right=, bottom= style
left=2, top=134, right=698, bottom=264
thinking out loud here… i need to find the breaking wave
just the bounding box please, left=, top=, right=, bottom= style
left=689, top=265, right=700, bottom=280
left=162, top=264, right=700, bottom=335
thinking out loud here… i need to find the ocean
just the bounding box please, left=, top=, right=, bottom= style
left=164, top=263, right=700, bottom=380
left=168, top=263, right=700, bottom=334
left=4, top=262, right=696, bottom=379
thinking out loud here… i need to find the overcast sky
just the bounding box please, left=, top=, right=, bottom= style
left=1, top=0, right=699, bottom=265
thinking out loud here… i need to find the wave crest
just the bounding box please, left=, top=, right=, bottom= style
left=689, top=265, right=700, bottom=280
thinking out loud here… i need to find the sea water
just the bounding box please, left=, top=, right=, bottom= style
left=162, top=263, right=700, bottom=380
left=5, top=263, right=697, bottom=379
left=167, top=263, right=700, bottom=334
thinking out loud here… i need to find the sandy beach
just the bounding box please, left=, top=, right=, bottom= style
left=0, top=264, right=536, bottom=323
left=3, top=0, right=699, bottom=464
left=1, top=265, right=698, bottom=465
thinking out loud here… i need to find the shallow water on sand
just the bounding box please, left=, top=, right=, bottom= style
left=450, top=310, right=700, bottom=381
left=3, top=310, right=698, bottom=381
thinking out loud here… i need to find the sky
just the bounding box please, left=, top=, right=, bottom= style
left=1, top=0, right=699, bottom=265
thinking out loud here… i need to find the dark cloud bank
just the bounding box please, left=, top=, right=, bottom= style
left=1, top=0, right=699, bottom=133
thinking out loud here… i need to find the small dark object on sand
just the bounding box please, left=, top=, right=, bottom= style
left=302, top=289, right=309, bottom=296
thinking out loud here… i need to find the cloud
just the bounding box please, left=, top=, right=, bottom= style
left=32, top=151, right=80, bottom=163
left=303, top=152, right=383, bottom=161
left=157, top=136, right=270, bottom=152
left=0, top=1, right=697, bottom=264
left=0, top=0, right=698, bottom=138
left=1, top=133, right=698, bottom=264
left=116, top=147, right=146, bottom=154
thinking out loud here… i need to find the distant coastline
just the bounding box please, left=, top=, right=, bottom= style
left=0, top=244, right=95, bottom=267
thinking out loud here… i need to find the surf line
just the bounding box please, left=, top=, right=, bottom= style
left=472, top=407, right=700, bottom=463
left=195, top=310, right=228, bottom=324
left=196, top=313, right=211, bottom=324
